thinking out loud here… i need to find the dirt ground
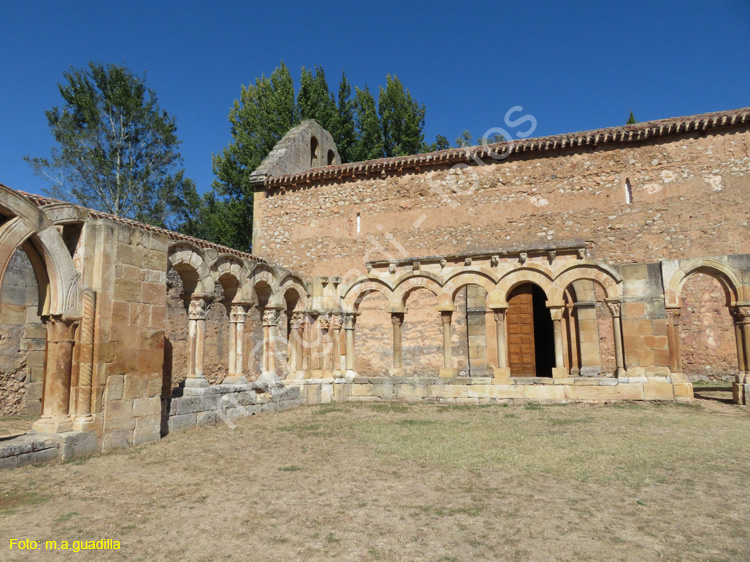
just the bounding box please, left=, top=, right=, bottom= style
left=1, top=396, right=750, bottom=562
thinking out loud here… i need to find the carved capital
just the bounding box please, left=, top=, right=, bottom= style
left=330, top=313, right=343, bottom=331
left=493, top=309, right=506, bottom=324
left=318, top=314, right=330, bottom=331
left=189, top=297, right=207, bottom=321
left=47, top=315, right=79, bottom=343
left=666, top=308, right=681, bottom=325
left=734, top=306, right=750, bottom=325
left=606, top=301, right=621, bottom=318
left=290, top=312, right=306, bottom=330
left=262, top=309, right=280, bottom=327
left=343, top=313, right=356, bottom=330
left=391, top=313, right=404, bottom=327
left=229, top=305, right=247, bottom=323
left=440, top=311, right=452, bottom=325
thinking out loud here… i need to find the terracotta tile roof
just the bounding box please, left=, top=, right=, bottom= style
left=265, top=107, right=750, bottom=189
left=16, top=190, right=266, bottom=263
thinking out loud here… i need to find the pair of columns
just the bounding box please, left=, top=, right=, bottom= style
left=289, top=312, right=357, bottom=377
left=667, top=304, right=750, bottom=382
left=185, top=296, right=251, bottom=389
left=33, top=290, right=98, bottom=434
left=389, top=309, right=457, bottom=377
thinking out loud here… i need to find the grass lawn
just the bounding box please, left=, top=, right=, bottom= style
left=1, top=399, right=749, bottom=561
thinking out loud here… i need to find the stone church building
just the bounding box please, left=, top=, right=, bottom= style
left=0, top=107, right=748, bottom=466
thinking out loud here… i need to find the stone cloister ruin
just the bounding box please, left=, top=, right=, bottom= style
left=1, top=108, right=749, bottom=466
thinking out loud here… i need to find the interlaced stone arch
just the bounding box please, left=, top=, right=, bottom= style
left=440, top=268, right=498, bottom=308
left=276, top=273, right=310, bottom=311
left=210, top=254, right=247, bottom=303
left=0, top=184, right=80, bottom=316
left=550, top=261, right=623, bottom=303
left=167, top=242, right=215, bottom=296
left=392, top=272, right=443, bottom=308
left=665, top=259, right=743, bottom=308
left=341, top=277, right=394, bottom=312
left=496, top=267, right=555, bottom=305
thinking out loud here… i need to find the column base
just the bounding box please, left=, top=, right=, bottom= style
left=733, top=382, right=749, bottom=405
left=345, top=369, right=358, bottom=379
left=388, top=368, right=406, bottom=376
left=493, top=367, right=512, bottom=381
left=439, top=368, right=458, bottom=378
left=332, top=370, right=345, bottom=379
left=735, top=372, right=748, bottom=384
left=669, top=371, right=688, bottom=383
left=72, top=415, right=95, bottom=432
left=183, top=376, right=210, bottom=395
left=32, top=415, right=73, bottom=434
left=552, top=367, right=569, bottom=379
left=615, top=367, right=628, bottom=379
left=222, top=375, right=250, bottom=385
left=258, top=371, right=283, bottom=386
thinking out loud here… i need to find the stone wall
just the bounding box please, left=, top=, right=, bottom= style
left=98, top=223, right=169, bottom=451
left=254, top=128, right=750, bottom=278
left=0, top=249, right=45, bottom=416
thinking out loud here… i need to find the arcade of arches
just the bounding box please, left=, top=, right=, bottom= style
left=2, top=108, right=750, bottom=466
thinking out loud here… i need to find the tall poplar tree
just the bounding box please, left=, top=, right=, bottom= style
left=378, top=75, right=426, bottom=157
left=25, top=62, right=197, bottom=229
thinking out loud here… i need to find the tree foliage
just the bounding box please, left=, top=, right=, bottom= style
left=627, top=111, right=637, bottom=124
left=200, top=62, right=479, bottom=251
left=25, top=62, right=197, bottom=229
left=378, top=75, right=426, bottom=157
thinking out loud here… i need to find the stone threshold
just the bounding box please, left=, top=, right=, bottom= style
left=0, top=430, right=97, bottom=469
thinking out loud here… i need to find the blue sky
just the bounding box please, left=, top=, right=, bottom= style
left=1, top=0, right=749, bottom=197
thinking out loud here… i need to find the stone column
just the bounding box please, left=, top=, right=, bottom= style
left=732, top=307, right=747, bottom=376
left=548, top=306, right=568, bottom=378
left=738, top=307, right=750, bottom=381
left=224, top=305, right=248, bottom=384
left=288, top=312, right=306, bottom=378
left=318, top=314, right=331, bottom=373
left=732, top=306, right=750, bottom=404
left=259, top=308, right=281, bottom=383
left=33, top=316, right=78, bottom=434
left=184, top=296, right=209, bottom=393
left=666, top=308, right=682, bottom=374
left=330, top=314, right=343, bottom=377
left=390, top=313, right=405, bottom=376
left=344, top=313, right=357, bottom=377
left=564, top=301, right=580, bottom=376
left=439, top=311, right=457, bottom=377
left=73, top=290, right=96, bottom=430
left=607, top=301, right=627, bottom=378
left=492, top=307, right=511, bottom=380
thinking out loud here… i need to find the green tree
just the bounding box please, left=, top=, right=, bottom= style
left=210, top=62, right=298, bottom=250
left=627, top=111, right=637, bottom=124
left=298, top=65, right=337, bottom=131
left=378, top=75, right=426, bottom=157
left=329, top=72, right=357, bottom=163
left=455, top=130, right=474, bottom=147
left=425, top=134, right=450, bottom=152
left=25, top=62, right=197, bottom=229
left=352, top=85, right=384, bottom=161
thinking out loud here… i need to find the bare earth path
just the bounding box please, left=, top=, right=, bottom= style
left=1, top=400, right=749, bottom=561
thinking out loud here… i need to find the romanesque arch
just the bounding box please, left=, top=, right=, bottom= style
left=167, top=242, right=215, bottom=296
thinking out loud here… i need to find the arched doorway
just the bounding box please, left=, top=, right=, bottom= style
left=507, top=284, right=555, bottom=377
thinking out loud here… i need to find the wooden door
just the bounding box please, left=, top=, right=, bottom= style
left=507, top=285, right=536, bottom=376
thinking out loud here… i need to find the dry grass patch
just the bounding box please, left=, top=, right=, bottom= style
left=1, top=400, right=749, bottom=561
